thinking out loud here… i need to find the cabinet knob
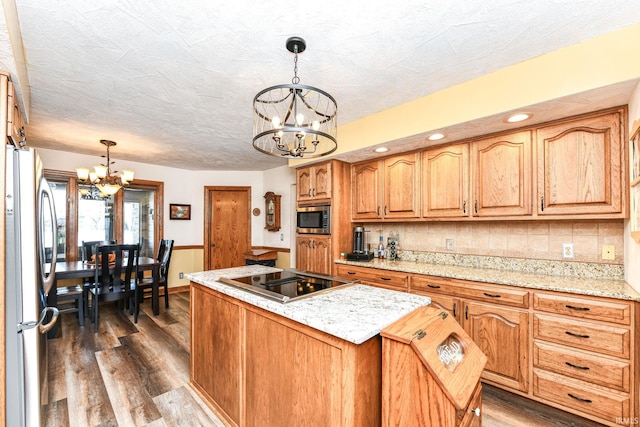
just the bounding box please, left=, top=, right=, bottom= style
left=472, top=408, right=480, bottom=416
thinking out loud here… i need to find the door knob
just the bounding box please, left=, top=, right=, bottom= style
left=211, top=243, right=216, bottom=247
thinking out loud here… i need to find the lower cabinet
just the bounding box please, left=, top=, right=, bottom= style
left=411, top=276, right=529, bottom=393
left=191, top=282, right=383, bottom=427
left=296, top=235, right=331, bottom=275
left=394, top=268, right=638, bottom=427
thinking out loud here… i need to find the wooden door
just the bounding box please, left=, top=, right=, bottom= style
left=462, top=301, right=529, bottom=392
left=536, top=109, right=624, bottom=216
left=204, top=186, right=251, bottom=270
left=383, top=153, right=420, bottom=219
left=472, top=131, right=532, bottom=217
left=422, top=143, right=469, bottom=218
left=312, top=162, right=332, bottom=200
left=351, top=160, right=382, bottom=220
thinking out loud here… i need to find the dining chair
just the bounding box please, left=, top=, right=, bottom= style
left=88, top=243, right=139, bottom=332
left=135, top=239, right=174, bottom=319
left=56, top=284, right=84, bottom=326
left=80, top=240, right=116, bottom=316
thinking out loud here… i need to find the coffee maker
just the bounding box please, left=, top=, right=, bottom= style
left=347, top=226, right=374, bottom=261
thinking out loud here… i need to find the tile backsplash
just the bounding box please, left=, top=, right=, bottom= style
left=364, top=220, right=624, bottom=265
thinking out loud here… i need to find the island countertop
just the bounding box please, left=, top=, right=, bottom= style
left=186, top=265, right=431, bottom=344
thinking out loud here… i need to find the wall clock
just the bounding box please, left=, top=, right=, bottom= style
left=264, top=191, right=281, bottom=232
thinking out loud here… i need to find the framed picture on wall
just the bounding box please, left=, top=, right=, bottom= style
left=170, top=203, right=191, bottom=220
left=631, top=125, right=640, bottom=242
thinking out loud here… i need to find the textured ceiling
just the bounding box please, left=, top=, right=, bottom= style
left=7, top=0, right=640, bottom=170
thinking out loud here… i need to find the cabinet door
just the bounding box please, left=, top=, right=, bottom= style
left=296, top=167, right=314, bottom=202
left=472, top=131, right=532, bottom=217
left=7, top=80, right=24, bottom=145
left=422, top=143, right=469, bottom=218
left=536, top=109, right=624, bottom=216
left=295, top=236, right=313, bottom=271
left=311, top=235, right=332, bottom=275
left=462, top=301, right=529, bottom=392
left=352, top=160, right=382, bottom=220
left=426, top=294, right=460, bottom=322
left=383, top=153, right=420, bottom=219
left=313, top=162, right=332, bottom=200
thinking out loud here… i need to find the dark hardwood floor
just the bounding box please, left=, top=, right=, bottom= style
left=45, top=291, right=602, bottom=427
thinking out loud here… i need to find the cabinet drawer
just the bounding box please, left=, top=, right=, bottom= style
left=533, top=314, right=630, bottom=359
left=533, top=369, right=629, bottom=424
left=533, top=292, right=631, bottom=325
left=411, top=275, right=529, bottom=308
left=533, top=341, right=630, bottom=392
left=336, top=264, right=408, bottom=291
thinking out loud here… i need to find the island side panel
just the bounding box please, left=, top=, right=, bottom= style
left=190, top=281, right=384, bottom=427
left=191, top=283, right=243, bottom=427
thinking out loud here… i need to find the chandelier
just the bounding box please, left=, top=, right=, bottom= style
left=76, top=139, right=134, bottom=197
left=252, top=36, right=338, bottom=158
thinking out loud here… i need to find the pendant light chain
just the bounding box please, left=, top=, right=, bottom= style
left=292, top=45, right=300, bottom=84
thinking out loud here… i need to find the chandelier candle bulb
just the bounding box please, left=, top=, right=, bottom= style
left=76, top=139, right=135, bottom=199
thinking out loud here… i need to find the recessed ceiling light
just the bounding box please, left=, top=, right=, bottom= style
left=374, top=147, right=389, bottom=153
left=506, top=113, right=531, bottom=123
left=427, top=133, right=445, bottom=141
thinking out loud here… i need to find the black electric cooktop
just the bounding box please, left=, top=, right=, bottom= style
left=219, top=269, right=357, bottom=303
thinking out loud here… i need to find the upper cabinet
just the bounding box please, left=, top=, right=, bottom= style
left=422, top=131, right=532, bottom=219
left=422, top=143, right=469, bottom=218
left=296, top=161, right=332, bottom=203
left=471, top=131, right=532, bottom=217
left=7, top=80, right=24, bottom=146
left=352, top=153, right=420, bottom=221
left=536, top=108, right=625, bottom=217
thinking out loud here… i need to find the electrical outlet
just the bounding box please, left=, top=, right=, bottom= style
left=446, top=238, right=455, bottom=251
left=280, top=233, right=284, bottom=241
left=179, top=272, right=184, bottom=279
left=562, top=243, right=574, bottom=259
left=602, top=245, right=615, bottom=260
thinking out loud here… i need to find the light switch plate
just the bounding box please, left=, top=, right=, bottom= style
left=602, top=245, right=615, bottom=260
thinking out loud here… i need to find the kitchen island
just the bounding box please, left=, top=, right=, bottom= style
left=187, top=265, right=430, bottom=427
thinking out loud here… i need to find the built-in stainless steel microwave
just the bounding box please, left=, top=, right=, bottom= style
left=296, top=205, right=331, bottom=234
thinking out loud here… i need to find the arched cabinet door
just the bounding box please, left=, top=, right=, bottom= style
left=536, top=108, right=624, bottom=217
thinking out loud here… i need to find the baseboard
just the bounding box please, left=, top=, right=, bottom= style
left=168, top=285, right=190, bottom=294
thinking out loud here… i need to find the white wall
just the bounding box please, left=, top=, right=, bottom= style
left=36, top=148, right=296, bottom=248
left=625, top=81, right=640, bottom=291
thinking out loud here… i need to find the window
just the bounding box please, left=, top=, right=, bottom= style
left=44, top=170, right=164, bottom=261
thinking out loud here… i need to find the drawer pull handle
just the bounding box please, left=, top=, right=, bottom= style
left=427, top=284, right=441, bottom=289
left=565, top=331, right=590, bottom=339
left=566, top=305, right=590, bottom=311
left=568, top=393, right=592, bottom=404
left=565, top=362, right=590, bottom=371
left=453, top=303, right=457, bottom=317
left=347, top=272, right=356, bottom=275
left=483, top=292, right=501, bottom=298
left=380, top=277, right=392, bottom=281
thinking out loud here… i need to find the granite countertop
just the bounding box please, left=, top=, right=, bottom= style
left=186, top=265, right=431, bottom=345
left=335, top=259, right=640, bottom=302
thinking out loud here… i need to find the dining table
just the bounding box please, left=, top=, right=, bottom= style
left=47, top=256, right=160, bottom=336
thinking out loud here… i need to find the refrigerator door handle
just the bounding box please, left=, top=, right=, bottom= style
left=17, top=306, right=59, bottom=334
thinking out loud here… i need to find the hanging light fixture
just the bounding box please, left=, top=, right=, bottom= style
left=76, top=139, right=134, bottom=197
left=253, top=36, right=338, bottom=158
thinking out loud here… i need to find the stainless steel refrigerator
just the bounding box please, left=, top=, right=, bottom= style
left=5, top=145, right=59, bottom=427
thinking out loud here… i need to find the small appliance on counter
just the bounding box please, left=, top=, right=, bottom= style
left=347, top=226, right=374, bottom=261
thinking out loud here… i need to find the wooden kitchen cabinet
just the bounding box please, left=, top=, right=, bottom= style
left=471, top=130, right=532, bottom=217
left=422, top=143, right=470, bottom=218
left=1, top=73, right=25, bottom=146
left=536, top=107, right=626, bottom=217
left=191, top=285, right=242, bottom=426
left=296, top=161, right=332, bottom=202
left=462, top=300, right=529, bottom=392
left=532, top=290, right=636, bottom=426
left=296, top=235, right=331, bottom=275
left=411, top=274, right=530, bottom=393
left=335, top=263, right=409, bottom=291
left=352, top=153, right=420, bottom=220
